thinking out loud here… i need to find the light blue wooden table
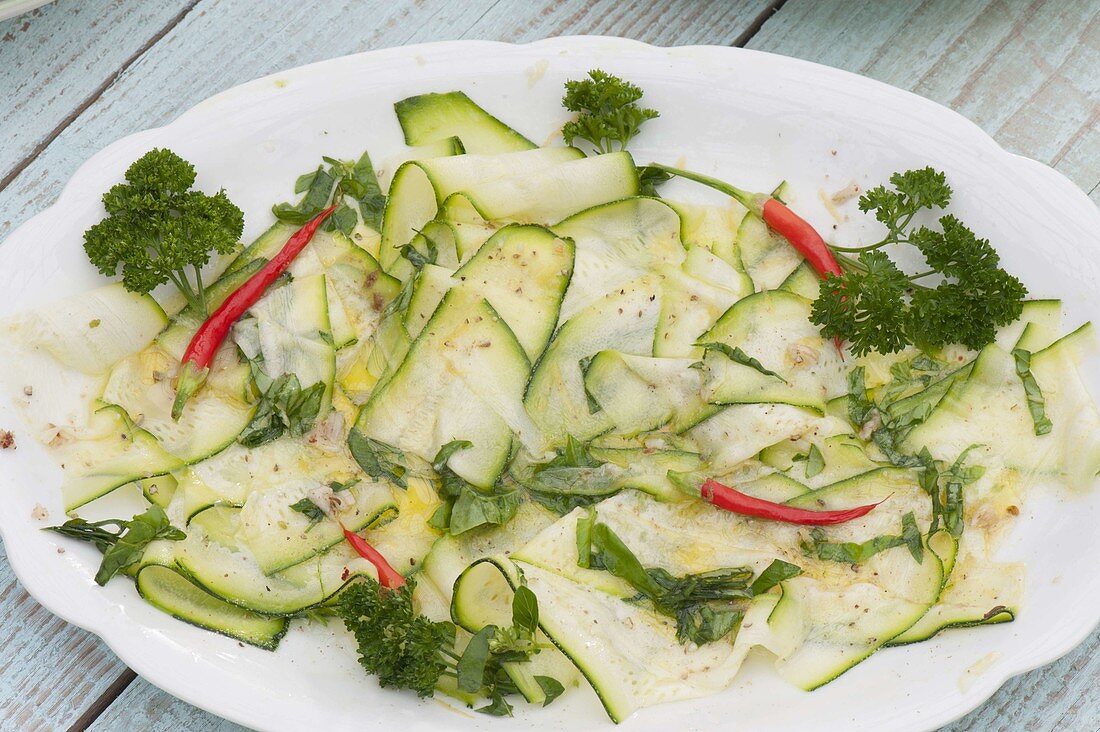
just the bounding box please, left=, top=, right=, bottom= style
left=0, top=1, right=1096, bottom=730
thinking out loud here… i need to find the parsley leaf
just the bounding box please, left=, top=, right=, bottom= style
left=812, top=167, right=1026, bottom=355
left=562, top=69, right=659, bottom=154
left=83, top=149, right=244, bottom=316
left=812, top=251, right=911, bottom=356
left=337, top=578, right=456, bottom=697
left=336, top=575, right=559, bottom=712
left=858, top=168, right=952, bottom=238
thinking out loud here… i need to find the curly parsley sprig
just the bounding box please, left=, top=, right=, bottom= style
left=561, top=69, right=659, bottom=154
left=336, top=578, right=562, bottom=715
left=811, top=167, right=1026, bottom=355
left=83, top=149, right=244, bottom=316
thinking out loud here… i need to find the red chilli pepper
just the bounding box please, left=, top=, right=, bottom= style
left=647, top=165, right=845, bottom=353
left=758, top=198, right=847, bottom=354
left=648, top=164, right=843, bottom=280
left=759, top=198, right=843, bottom=278
left=171, top=205, right=338, bottom=419
left=701, top=478, right=881, bottom=526
left=342, top=526, right=406, bottom=589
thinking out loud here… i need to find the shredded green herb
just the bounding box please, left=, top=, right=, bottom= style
left=348, top=432, right=409, bottom=488
left=1012, top=348, right=1053, bottom=436
left=801, top=512, right=923, bottom=565
left=697, top=341, right=788, bottom=383
left=238, top=373, right=326, bottom=448
left=47, top=506, right=186, bottom=585
left=428, top=441, right=521, bottom=534
left=274, top=151, right=386, bottom=234
left=576, top=512, right=801, bottom=646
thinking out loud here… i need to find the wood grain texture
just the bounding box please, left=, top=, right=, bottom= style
left=0, top=556, right=129, bottom=731
left=0, top=0, right=1096, bottom=729
left=0, top=0, right=771, bottom=242
left=89, top=677, right=248, bottom=732
left=946, top=628, right=1100, bottom=732
left=0, top=0, right=195, bottom=187
left=747, top=0, right=1100, bottom=204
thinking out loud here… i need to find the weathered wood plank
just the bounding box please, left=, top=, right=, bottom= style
left=0, top=555, right=129, bottom=731
left=0, top=0, right=768, bottom=243
left=945, top=627, right=1100, bottom=732
left=0, top=0, right=195, bottom=187
left=89, top=676, right=247, bottom=732
left=0, top=1, right=774, bottom=730
left=0, top=8, right=191, bottom=711
left=747, top=0, right=1100, bottom=203
left=465, top=0, right=773, bottom=44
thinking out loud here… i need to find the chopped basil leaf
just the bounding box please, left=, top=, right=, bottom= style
left=805, top=444, right=825, bottom=478
left=289, top=497, right=326, bottom=528
left=47, top=506, right=185, bottom=586
left=457, top=626, right=494, bottom=693
left=273, top=150, right=386, bottom=232
left=238, top=373, right=325, bottom=448
left=534, top=675, right=565, bottom=706
left=1012, top=348, right=1053, bottom=436
left=348, top=432, right=408, bottom=487
left=697, top=341, right=787, bottom=383
left=433, top=440, right=473, bottom=473
left=749, top=559, right=802, bottom=596
left=512, top=585, right=539, bottom=635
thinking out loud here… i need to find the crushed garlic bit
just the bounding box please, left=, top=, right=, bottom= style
left=526, top=59, right=550, bottom=87
left=307, top=483, right=355, bottom=519
left=831, top=181, right=861, bottom=205
left=787, top=342, right=820, bottom=368
left=858, top=410, right=882, bottom=441
left=305, top=411, right=345, bottom=452
left=818, top=189, right=844, bottom=224
left=0, top=429, right=14, bottom=449
left=31, top=504, right=49, bottom=521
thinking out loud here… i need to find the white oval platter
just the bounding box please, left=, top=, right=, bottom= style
left=0, top=36, right=1097, bottom=732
